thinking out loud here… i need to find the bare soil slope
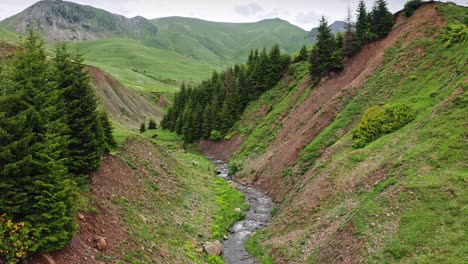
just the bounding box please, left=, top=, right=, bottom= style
left=88, top=65, right=164, bottom=128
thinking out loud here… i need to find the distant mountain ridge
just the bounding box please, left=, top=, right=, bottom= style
left=0, top=0, right=158, bottom=42
left=307, top=20, right=346, bottom=39
left=150, top=16, right=310, bottom=65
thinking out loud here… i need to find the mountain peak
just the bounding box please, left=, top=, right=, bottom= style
left=0, top=0, right=158, bottom=42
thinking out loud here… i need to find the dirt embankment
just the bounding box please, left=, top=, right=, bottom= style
left=29, top=138, right=186, bottom=264
left=234, top=3, right=445, bottom=200
left=87, top=65, right=164, bottom=129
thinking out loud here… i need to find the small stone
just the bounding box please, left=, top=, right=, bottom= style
left=139, top=214, right=148, bottom=224
left=234, top=208, right=242, bottom=213
left=40, top=253, right=56, bottom=264
left=78, top=213, right=85, bottom=220
left=95, top=236, right=107, bottom=251
left=160, top=248, right=167, bottom=258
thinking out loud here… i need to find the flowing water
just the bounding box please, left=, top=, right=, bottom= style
left=213, top=160, right=274, bottom=264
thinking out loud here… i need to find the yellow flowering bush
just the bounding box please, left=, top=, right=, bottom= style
left=0, top=214, right=35, bottom=264
left=353, top=104, right=416, bottom=148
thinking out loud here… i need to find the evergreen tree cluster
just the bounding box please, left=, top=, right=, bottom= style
left=161, top=44, right=291, bottom=144
left=0, top=30, right=115, bottom=258
left=308, top=0, right=394, bottom=81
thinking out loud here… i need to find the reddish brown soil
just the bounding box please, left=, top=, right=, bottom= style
left=199, top=134, right=247, bottom=161
left=238, top=3, right=445, bottom=200
left=87, top=65, right=164, bottom=129
left=28, top=138, right=181, bottom=264
left=0, top=41, right=16, bottom=59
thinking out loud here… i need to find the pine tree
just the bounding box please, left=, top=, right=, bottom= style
left=0, top=30, right=77, bottom=253
left=148, top=119, right=157, bottom=130
left=342, top=6, right=358, bottom=56
left=355, top=0, right=371, bottom=44
left=267, top=43, right=283, bottom=88
left=53, top=43, right=103, bottom=175
left=310, top=17, right=344, bottom=80
left=294, top=45, right=309, bottom=63
left=140, top=122, right=146, bottom=133
left=370, top=0, right=393, bottom=39
left=97, top=110, right=116, bottom=152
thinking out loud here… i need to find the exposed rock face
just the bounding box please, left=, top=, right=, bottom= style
left=204, top=240, right=223, bottom=256
left=0, top=0, right=157, bottom=42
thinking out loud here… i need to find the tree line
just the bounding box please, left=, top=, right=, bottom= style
left=162, top=0, right=394, bottom=145
left=294, top=0, right=394, bottom=81
left=0, top=30, right=115, bottom=262
left=161, top=44, right=291, bottom=144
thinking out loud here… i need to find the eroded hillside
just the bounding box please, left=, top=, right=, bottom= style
left=202, top=3, right=467, bottom=263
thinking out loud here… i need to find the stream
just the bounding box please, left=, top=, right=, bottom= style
left=213, top=160, right=274, bottom=264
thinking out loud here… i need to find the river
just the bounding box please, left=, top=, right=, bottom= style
left=213, top=160, right=274, bottom=264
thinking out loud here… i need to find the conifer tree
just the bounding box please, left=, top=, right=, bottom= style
left=342, top=6, right=358, bottom=56
left=140, top=122, right=146, bottom=133
left=53, top=43, right=104, bottom=175
left=97, top=110, right=116, bottom=152
left=310, top=17, right=343, bottom=80
left=294, top=45, right=309, bottom=63
left=355, top=0, right=371, bottom=44
left=0, top=30, right=77, bottom=253
left=148, top=119, right=157, bottom=130
left=370, top=0, right=393, bottom=39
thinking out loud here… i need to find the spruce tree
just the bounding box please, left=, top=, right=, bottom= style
left=310, top=17, right=343, bottom=80
left=294, top=45, right=309, bottom=63
left=370, top=0, right=394, bottom=39
left=0, top=30, right=77, bottom=253
left=140, top=122, right=146, bottom=133
left=148, top=119, right=157, bottom=130
left=53, top=44, right=103, bottom=175
left=355, top=0, right=371, bottom=44
left=343, top=6, right=358, bottom=56
left=97, top=110, right=116, bottom=152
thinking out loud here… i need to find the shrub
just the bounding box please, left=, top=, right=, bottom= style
left=0, top=214, right=35, bottom=264
left=209, top=130, right=223, bottom=141
left=353, top=104, right=416, bottom=148
left=148, top=119, right=157, bottom=130
left=139, top=123, right=146, bottom=133
left=442, top=24, right=468, bottom=47
left=228, top=161, right=243, bottom=176
left=404, top=0, right=423, bottom=17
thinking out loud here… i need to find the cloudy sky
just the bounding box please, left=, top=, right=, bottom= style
left=0, top=0, right=466, bottom=30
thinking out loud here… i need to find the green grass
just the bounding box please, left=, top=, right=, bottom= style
left=152, top=17, right=309, bottom=66
left=68, top=38, right=216, bottom=93
left=210, top=178, right=249, bottom=240
left=231, top=62, right=309, bottom=163
left=236, top=3, right=468, bottom=263
left=0, top=27, right=19, bottom=42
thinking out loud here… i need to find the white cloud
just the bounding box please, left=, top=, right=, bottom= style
left=235, top=3, right=264, bottom=17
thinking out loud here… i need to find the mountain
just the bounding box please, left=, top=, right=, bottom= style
left=151, top=17, right=310, bottom=66
left=0, top=0, right=158, bottom=42
left=201, top=3, right=467, bottom=263
left=307, top=20, right=346, bottom=39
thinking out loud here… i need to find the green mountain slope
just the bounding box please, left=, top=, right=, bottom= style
left=205, top=3, right=467, bottom=263
left=151, top=17, right=309, bottom=66
left=0, top=0, right=158, bottom=43
left=68, top=38, right=214, bottom=92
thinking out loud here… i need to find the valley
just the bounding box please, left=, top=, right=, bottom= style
left=0, top=0, right=467, bottom=263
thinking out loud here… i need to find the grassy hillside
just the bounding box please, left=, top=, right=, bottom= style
left=0, top=26, right=19, bottom=42
left=69, top=38, right=215, bottom=92
left=151, top=17, right=309, bottom=66
left=217, top=3, right=467, bottom=263
left=38, top=130, right=247, bottom=263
